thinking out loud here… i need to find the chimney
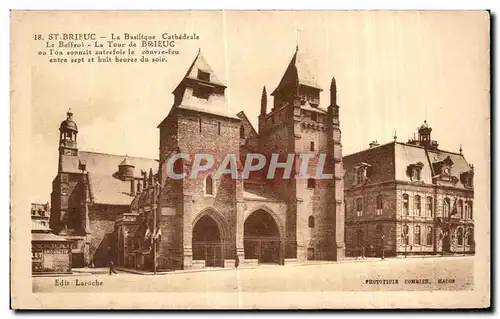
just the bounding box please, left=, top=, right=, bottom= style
left=137, top=179, right=143, bottom=193
left=130, top=179, right=136, bottom=196
left=369, top=140, right=380, bottom=148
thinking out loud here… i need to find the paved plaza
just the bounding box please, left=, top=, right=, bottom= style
left=32, top=256, right=473, bottom=293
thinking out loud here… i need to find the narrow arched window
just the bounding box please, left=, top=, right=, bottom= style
left=426, top=226, right=433, bottom=245
left=402, top=194, right=409, bottom=215
left=414, top=225, right=421, bottom=245
left=402, top=224, right=409, bottom=245
left=458, top=199, right=464, bottom=219
left=466, top=228, right=473, bottom=246
left=443, top=198, right=450, bottom=217
left=205, top=175, right=214, bottom=195
left=415, top=195, right=421, bottom=216
left=457, top=227, right=463, bottom=245
left=240, top=125, right=245, bottom=139
left=308, top=216, right=315, bottom=228
left=427, top=196, right=433, bottom=217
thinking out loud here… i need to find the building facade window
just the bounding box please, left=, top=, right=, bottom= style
left=457, top=227, right=463, bottom=245
left=466, top=228, right=473, bottom=246
left=414, top=225, right=421, bottom=245
left=355, top=169, right=364, bottom=185
left=205, top=175, right=214, bottom=196
left=415, top=195, right=421, bottom=216
left=218, top=122, right=221, bottom=135
left=403, top=194, right=409, bottom=215
left=458, top=199, right=464, bottom=219
left=199, top=117, right=202, bottom=133
left=427, top=196, right=433, bottom=217
left=308, top=216, right=315, bottom=228
left=307, top=178, right=316, bottom=189
left=356, top=198, right=363, bottom=217
left=426, top=226, right=433, bottom=245
left=402, top=224, right=409, bottom=245
left=376, top=194, right=383, bottom=216
left=443, top=198, right=451, bottom=218
left=465, top=201, right=473, bottom=219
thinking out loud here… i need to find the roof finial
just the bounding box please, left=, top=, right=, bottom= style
left=459, top=144, right=463, bottom=155
left=67, top=108, right=73, bottom=119
left=393, top=130, right=397, bottom=142
left=198, top=47, right=201, bottom=54
left=296, top=28, right=301, bottom=51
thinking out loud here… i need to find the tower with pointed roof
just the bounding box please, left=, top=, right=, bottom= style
left=258, top=46, right=345, bottom=261
left=156, top=50, right=243, bottom=270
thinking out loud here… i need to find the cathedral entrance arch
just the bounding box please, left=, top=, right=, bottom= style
left=192, top=213, right=225, bottom=267
left=244, top=209, right=283, bottom=265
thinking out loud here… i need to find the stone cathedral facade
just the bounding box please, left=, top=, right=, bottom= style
left=50, top=47, right=346, bottom=270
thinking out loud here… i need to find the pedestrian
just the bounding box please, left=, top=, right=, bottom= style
left=235, top=255, right=239, bottom=268
left=109, top=260, right=117, bottom=275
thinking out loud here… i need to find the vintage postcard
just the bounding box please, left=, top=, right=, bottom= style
left=10, top=10, right=490, bottom=309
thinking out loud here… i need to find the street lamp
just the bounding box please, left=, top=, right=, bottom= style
left=381, top=234, right=385, bottom=260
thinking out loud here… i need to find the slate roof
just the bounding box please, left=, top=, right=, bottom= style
left=272, top=48, right=322, bottom=95
left=60, top=151, right=158, bottom=206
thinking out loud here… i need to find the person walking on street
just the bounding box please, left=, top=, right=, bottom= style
left=109, top=260, right=117, bottom=275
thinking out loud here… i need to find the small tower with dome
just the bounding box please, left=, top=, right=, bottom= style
left=59, top=109, right=78, bottom=157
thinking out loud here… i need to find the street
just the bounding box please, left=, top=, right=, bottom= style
left=32, top=256, right=473, bottom=293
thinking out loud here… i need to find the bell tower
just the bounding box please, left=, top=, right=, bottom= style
left=59, top=109, right=78, bottom=158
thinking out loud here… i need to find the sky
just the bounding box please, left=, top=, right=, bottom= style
left=24, top=11, right=490, bottom=203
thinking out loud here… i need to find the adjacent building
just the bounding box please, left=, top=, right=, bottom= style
left=50, top=109, right=158, bottom=267
left=32, top=202, right=72, bottom=274
left=343, top=122, right=475, bottom=257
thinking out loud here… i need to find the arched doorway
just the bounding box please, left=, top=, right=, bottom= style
left=244, top=209, right=282, bottom=264
left=192, top=214, right=224, bottom=267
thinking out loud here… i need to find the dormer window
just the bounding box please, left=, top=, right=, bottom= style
left=461, top=169, right=474, bottom=188
left=197, top=69, right=210, bottom=82
left=407, top=162, right=424, bottom=181
left=354, top=162, right=371, bottom=185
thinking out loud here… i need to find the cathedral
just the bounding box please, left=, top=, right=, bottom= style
left=50, top=47, right=346, bottom=270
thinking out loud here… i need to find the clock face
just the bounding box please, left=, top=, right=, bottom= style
left=444, top=167, right=450, bottom=175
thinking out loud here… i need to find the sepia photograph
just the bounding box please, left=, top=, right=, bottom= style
left=10, top=10, right=490, bottom=309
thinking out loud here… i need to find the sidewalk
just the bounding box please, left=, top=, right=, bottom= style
left=116, top=254, right=473, bottom=276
